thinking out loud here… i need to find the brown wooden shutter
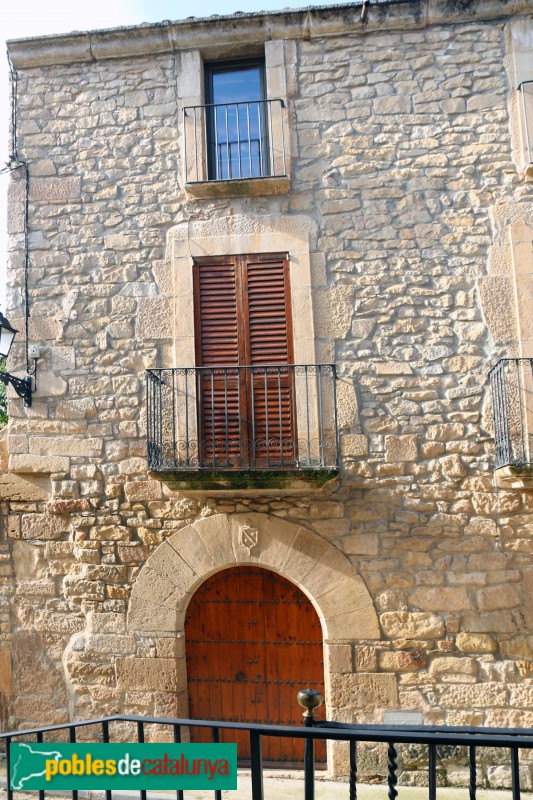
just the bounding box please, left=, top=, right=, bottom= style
left=243, top=255, right=295, bottom=466
left=194, top=258, right=243, bottom=466
left=194, top=253, right=295, bottom=468
left=244, top=255, right=292, bottom=365
left=194, top=257, right=240, bottom=367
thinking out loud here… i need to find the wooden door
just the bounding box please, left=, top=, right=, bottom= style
left=193, top=254, right=296, bottom=468
left=185, top=566, right=326, bottom=764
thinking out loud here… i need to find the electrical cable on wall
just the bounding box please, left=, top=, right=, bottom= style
left=5, top=50, right=34, bottom=377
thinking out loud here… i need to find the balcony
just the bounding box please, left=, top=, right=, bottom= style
left=183, top=99, right=289, bottom=197
left=519, top=81, right=533, bottom=177
left=489, top=358, right=533, bottom=482
left=146, top=364, right=338, bottom=487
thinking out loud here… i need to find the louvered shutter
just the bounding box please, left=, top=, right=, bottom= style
left=194, top=253, right=295, bottom=468
left=194, top=258, right=243, bottom=467
left=243, top=255, right=295, bottom=466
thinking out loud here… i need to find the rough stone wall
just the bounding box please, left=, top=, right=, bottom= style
left=2, top=5, right=533, bottom=789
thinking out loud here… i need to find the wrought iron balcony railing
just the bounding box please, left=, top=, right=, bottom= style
left=146, top=364, right=338, bottom=471
left=183, top=99, right=287, bottom=183
left=489, top=358, right=533, bottom=470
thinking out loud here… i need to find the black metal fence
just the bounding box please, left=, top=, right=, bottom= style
left=183, top=99, right=287, bottom=183
left=146, top=364, right=338, bottom=471
left=2, top=712, right=533, bottom=800
left=489, top=358, right=533, bottom=470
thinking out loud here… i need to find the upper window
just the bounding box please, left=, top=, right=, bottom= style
left=204, top=60, right=269, bottom=180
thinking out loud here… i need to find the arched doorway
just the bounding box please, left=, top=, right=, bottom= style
left=185, top=565, right=326, bottom=763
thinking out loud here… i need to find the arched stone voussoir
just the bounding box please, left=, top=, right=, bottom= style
left=127, top=512, right=379, bottom=641
left=128, top=541, right=197, bottom=612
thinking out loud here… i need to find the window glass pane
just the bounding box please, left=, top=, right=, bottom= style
left=207, top=64, right=267, bottom=180
left=211, top=66, right=262, bottom=105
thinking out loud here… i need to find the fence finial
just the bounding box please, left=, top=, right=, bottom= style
left=297, top=689, right=323, bottom=720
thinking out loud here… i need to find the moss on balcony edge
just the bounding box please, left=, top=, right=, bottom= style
left=150, top=468, right=339, bottom=492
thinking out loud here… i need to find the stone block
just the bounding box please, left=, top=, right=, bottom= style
left=35, top=370, right=67, bottom=397
left=136, top=297, right=172, bottom=340
left=9, top=453, right=70, bottom=475
left=326, top=644, right=353, bottom=674
left=115, top=657, right=181, bottom=692
left=380, top=612, right=445, bottom=639
left=477, top=584, right=521, bottom=611
left=87, top=612, right=126, bottom=635
left=0, top=652, right=13, bottom=693
left=509, top=685, right=533, bottom=707
left=124, top=481, right=163, bottom=501
left=0, top=473, right=49, bottom=501
left=313, top=284, right=353, bottom=340
left=21, top=513, right=69, bottom=540
left=117, top=543, right=147, bottom=563
left=438, top=683, right=507, bottom=708
left=312, top=518, right=350, bottom=537
left=127, top=597, right=179, bottom=634
left=429, top=657, right=477, bottom=675
left=462, top=611, right=517, bottom=633
left=500, top=636, right=533, bottom=660
left=379, top=650, right=426, bottom=672
left=85, top=635, right=135, bottom=655
left=385, top=435, right=417, bottom=463
left=441, top=455, right=467, bottom=480
left=375, top=362, right=413, bottom=376
left=355, top=646, right=377, bottom=673
left=48, top=499, right=90, bottom=514
left=63, top=578, right=105, bottom=601
left=456, top=633, right=496, bottom=653
left=478, top=276, right=517, bottom=344
left=341, top=434, right=368, bottom=458
left=410, top=588, right=470, bottom=612
left=28, top=318, right=62, bottom=341
left=373, top=95, right=412, bottom=114
left=30, top=176, right=81, bottom=203
left=344, top=533, right=379, bottom=556
left=104, top=233, right=137, bottom=250
left=335, top=379, right=359, bottom=429
left=487, top=766, right=533, bottom=791
left=329, top=673, right=398, bottom=710
left=9, top=176, right=80, bottom=214
left=55, top=399, right=96, bottom=420
left=29, top=437, right=103, bottom=457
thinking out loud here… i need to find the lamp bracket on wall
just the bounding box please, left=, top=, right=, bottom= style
left=0, top=371, right=32, bottom=407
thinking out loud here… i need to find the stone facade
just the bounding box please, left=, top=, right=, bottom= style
left=1, top=0, right=533, bottom=787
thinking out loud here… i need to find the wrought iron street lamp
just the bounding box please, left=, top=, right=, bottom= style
left=0, top=311, right=33, bottom=407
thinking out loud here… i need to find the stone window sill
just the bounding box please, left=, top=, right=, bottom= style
left=493, top=464, right=533, bottom=490
left=185, top=175, right=290, bottom=199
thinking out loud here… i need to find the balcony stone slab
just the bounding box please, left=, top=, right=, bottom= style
left=185, top=175, right=290, bottom=198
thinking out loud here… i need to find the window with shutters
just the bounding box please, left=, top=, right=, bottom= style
left=193, top=253, right=296, bottom=468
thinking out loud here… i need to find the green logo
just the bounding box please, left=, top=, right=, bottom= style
left=10, top=743, right=237, bottom=790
